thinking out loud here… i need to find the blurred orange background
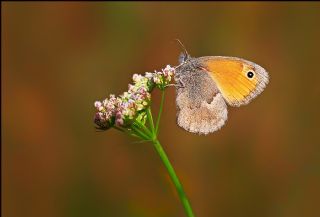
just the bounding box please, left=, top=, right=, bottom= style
left=2, top=2, right=320, bottom=217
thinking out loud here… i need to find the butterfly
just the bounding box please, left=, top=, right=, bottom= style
left=174, top=43, right=269, bottom=135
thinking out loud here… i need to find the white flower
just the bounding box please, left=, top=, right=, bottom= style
left=94, top=101, right=102, bottom=109
left=132, top=74, right=144, bottom=83
left=145, top=72, right=154, bottom=79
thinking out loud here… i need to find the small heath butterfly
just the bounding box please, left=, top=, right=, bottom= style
left=174, top=43, right=269, bottom=135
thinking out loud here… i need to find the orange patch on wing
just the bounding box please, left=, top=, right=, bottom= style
left=204, top=59, right=258, bottom=104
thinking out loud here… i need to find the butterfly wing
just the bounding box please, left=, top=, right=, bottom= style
left=199, top=56, right=269, bottom=107
left=176, top=92, right=228, bottom=135
left=175, top=63, right=228, bottom=135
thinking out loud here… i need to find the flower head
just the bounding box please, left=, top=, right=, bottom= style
left=150, top=65, right=175, bottom=90
left=94, top=65, right=175, bottom=130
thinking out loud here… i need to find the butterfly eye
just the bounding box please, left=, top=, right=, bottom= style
left=247, top=71, right=255, bottom=79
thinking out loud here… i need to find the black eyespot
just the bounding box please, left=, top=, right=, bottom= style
left=247, top=71, right=254, bottom=78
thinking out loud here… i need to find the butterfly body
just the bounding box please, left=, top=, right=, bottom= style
left=175, top=55, right=269, bottom=135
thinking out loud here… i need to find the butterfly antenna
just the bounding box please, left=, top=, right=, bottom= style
left=174, top=39, right=190, bottom=59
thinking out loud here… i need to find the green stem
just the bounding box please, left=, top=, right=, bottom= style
left=113, top=126, right=138, bottom=138
left=131, top=125, right=150, bottom=141
left=133, top=121, right=153, bottom=138
left=123, top=89, right=195, bottom=216
left=155, top=90, right=165, bottom=135
left=147, top=106, right=155, bottom=136
left=152, top=139, right=195, bottom=217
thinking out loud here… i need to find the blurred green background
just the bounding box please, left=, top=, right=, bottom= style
left=2, top=2, right=320, bottom=217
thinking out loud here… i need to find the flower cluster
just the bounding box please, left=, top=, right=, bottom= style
left=149, top=65, right=175, bottom=90
left=94, top=65, right=175, bottom=130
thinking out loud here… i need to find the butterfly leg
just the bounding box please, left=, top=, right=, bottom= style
left=167, top=83, right=184, bottom=88
left=166, top=78, right=185, bottom=89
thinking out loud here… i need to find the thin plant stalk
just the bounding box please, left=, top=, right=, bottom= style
left=112, top=126, right=140, bottom=138
left=155, top=90, right=165, bottom=135
left=147, top=106, right=155, bottom=136
left=152, top=139, right=195, bottom=217
left=146, top=100, right=195, bottom=217
left=131, top=125, right=150, bottom=140
left=133, top=121, right=153, bottom=138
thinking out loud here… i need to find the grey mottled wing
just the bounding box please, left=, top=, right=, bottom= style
left=175, top=61, right=228, bottom=135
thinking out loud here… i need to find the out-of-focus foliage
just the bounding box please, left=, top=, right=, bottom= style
left=2, top=2, right=320, bottom=217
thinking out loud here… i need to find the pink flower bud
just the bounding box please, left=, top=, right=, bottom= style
left=115, top=117, right=124, bottom=126
left=94, top=101, right=102, bottom=109
left=116, top=111, right=122, bottom=119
